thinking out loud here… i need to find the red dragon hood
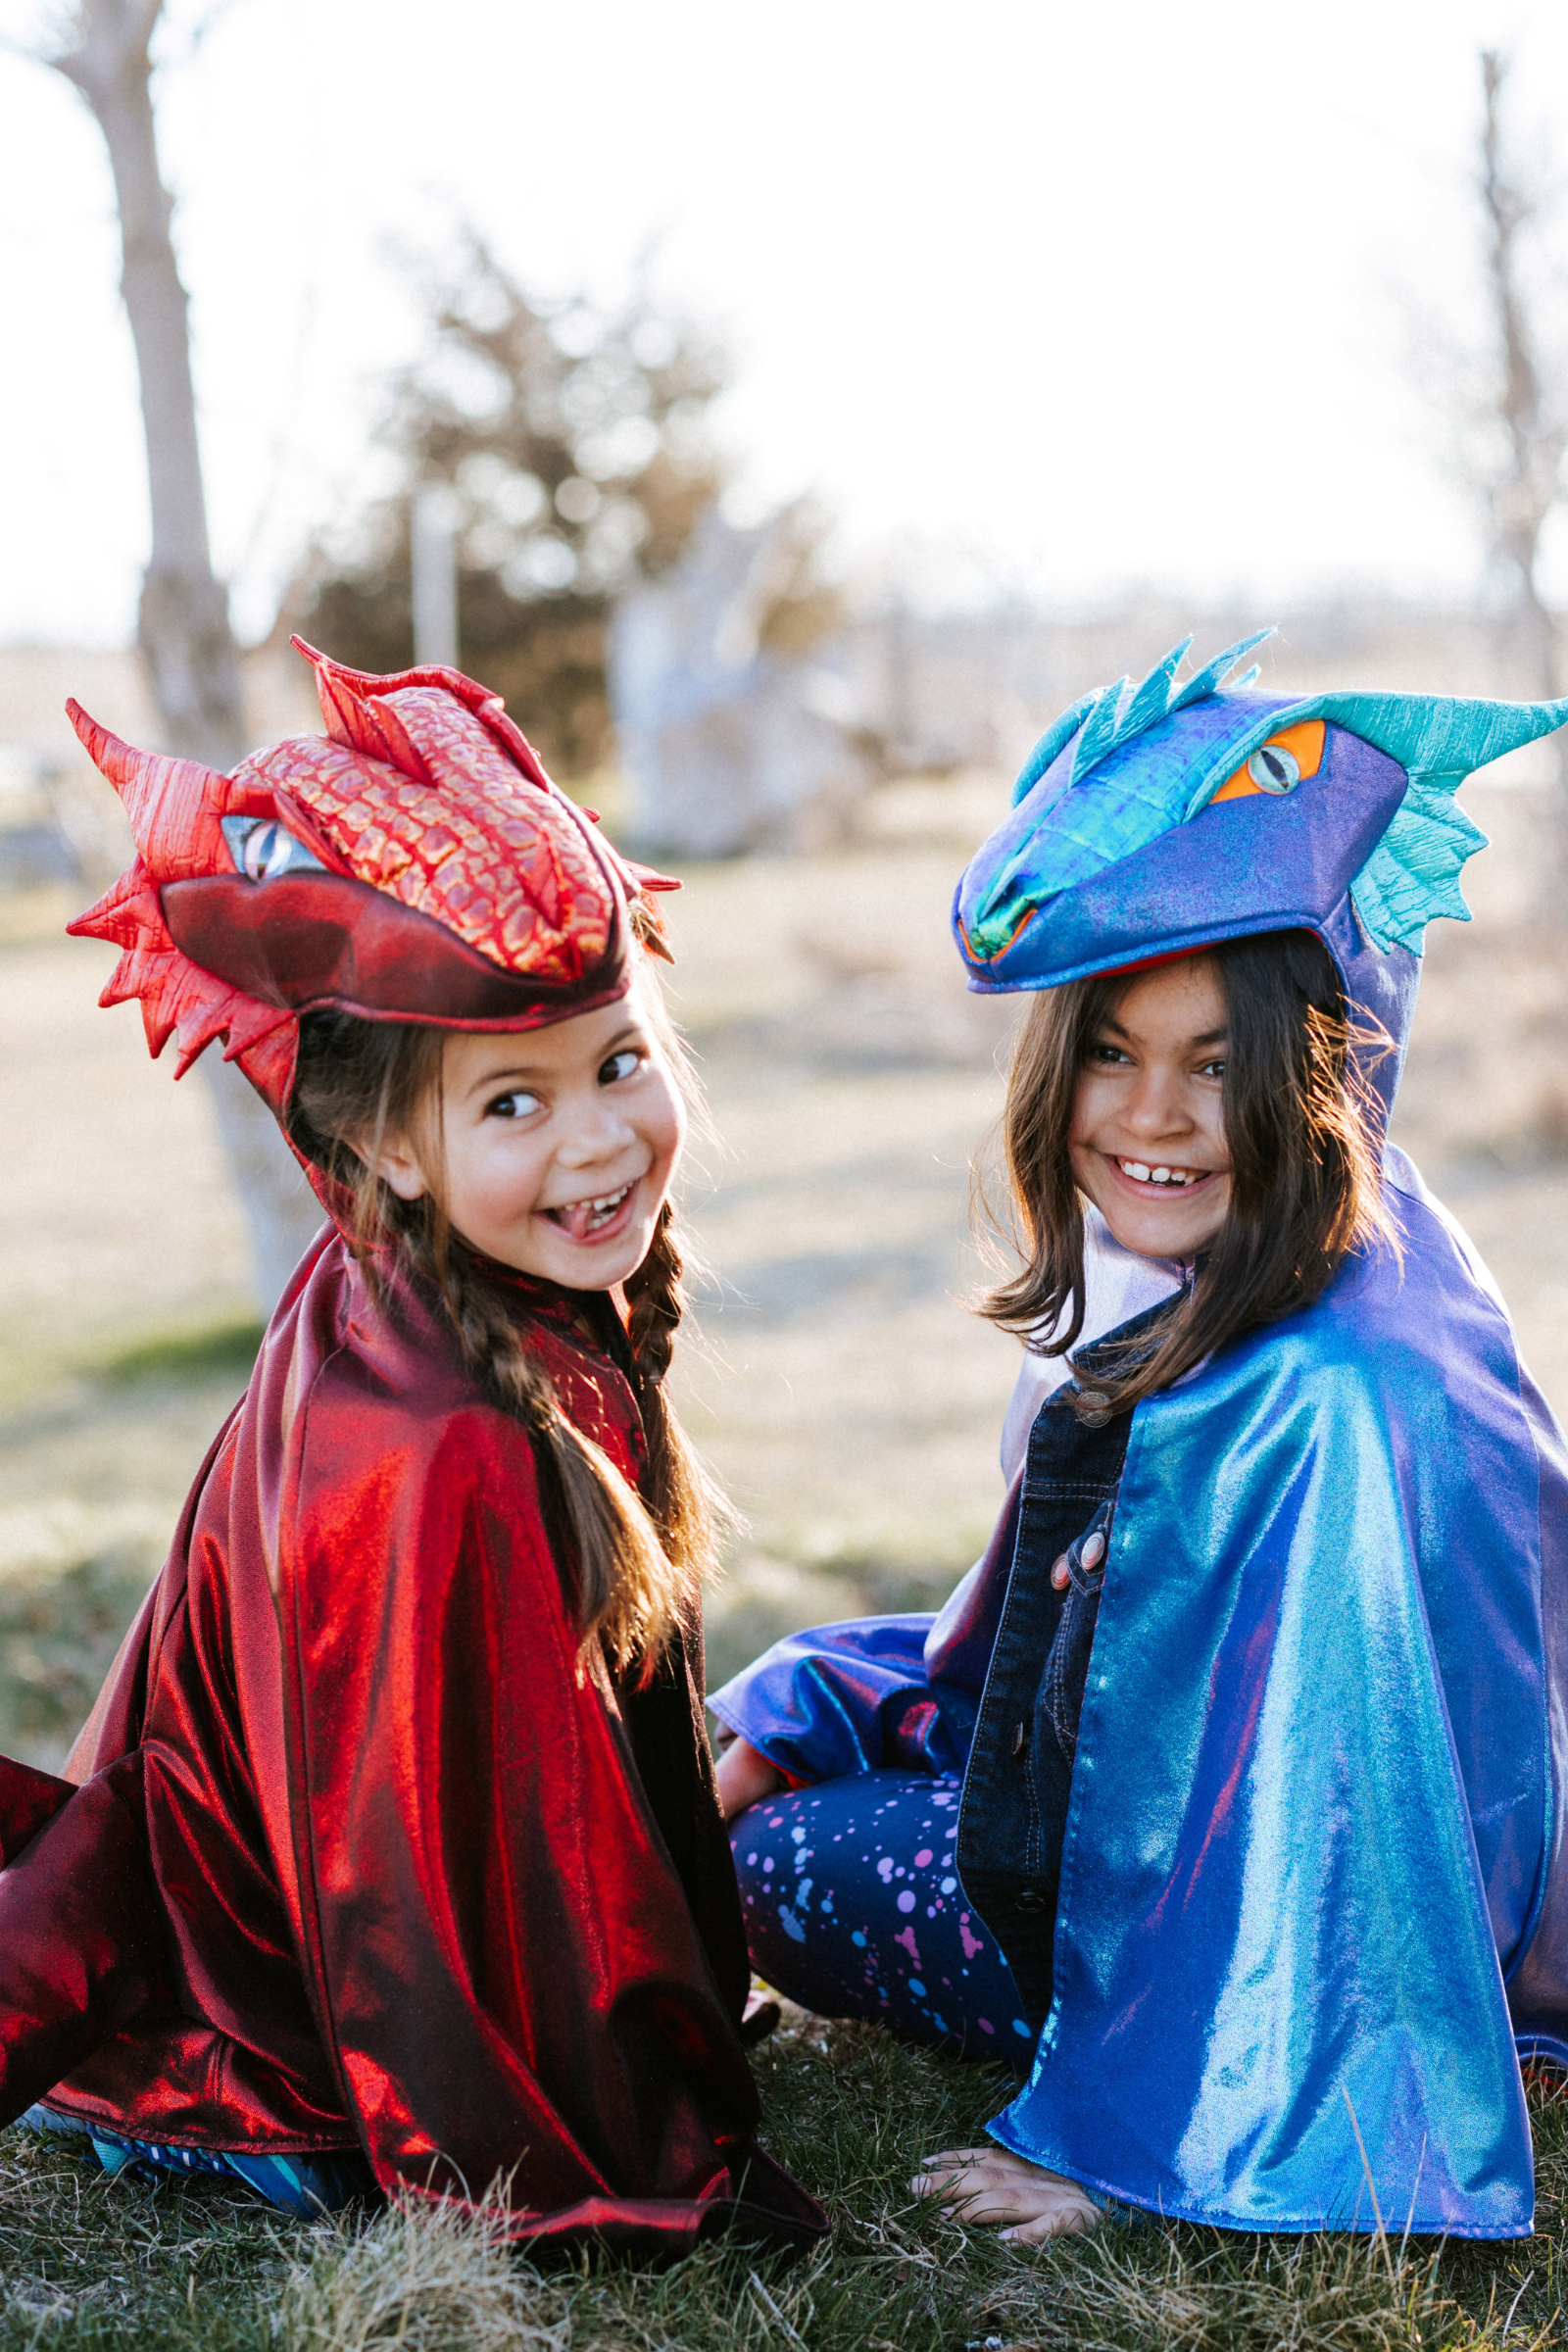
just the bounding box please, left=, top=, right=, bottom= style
left=66, top=639, right=677, bottom=1126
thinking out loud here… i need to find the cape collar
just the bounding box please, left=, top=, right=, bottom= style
left=457, top=1248, right=638, bottom=1385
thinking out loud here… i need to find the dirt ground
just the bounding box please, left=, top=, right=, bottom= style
left=2, top=773, right=1566, bottom=1758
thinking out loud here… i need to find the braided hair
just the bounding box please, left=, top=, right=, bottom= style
left=287, top=956, right=726, bottom=1677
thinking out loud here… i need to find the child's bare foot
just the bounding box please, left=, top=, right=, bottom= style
left=714, top=1736, right=785, bottom=1819
left=910, top=2145, right=1099, bottom=2242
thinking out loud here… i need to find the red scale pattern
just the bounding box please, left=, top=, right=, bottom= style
left=229, top=690, right=612, bottom=982
left=63, top=645, right=662, bottom=1124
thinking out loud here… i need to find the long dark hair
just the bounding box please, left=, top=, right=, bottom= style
left=980, top=930, right=1393, bottom=1413
left=286, top=944, right=727, bottom=1677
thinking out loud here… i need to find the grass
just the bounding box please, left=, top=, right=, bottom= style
left=0, top=1315, right=268, bottom=1769
left=95, top=1320, right=266, bottom=1392
left=0, top=1542, right=154, bottom=1761
left=0, top=2018, right=1558, bottom=2349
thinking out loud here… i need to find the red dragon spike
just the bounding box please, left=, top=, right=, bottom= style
left=291, top=634, right=558, bottom=794
left=65, top=702, right=244, bottom=882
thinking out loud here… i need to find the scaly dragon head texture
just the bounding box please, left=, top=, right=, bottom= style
left=956, top=631, right=1568, bottom=1109
left=66, top=639, right=677, bottom=1127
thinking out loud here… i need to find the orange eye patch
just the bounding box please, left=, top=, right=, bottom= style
left=1208, top=718, right=1326, bottom=805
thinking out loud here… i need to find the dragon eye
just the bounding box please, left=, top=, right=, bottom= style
left=244, top=824, right=288, bottom=881
left=221, top=815, right=324, bottom=881
left=1246, top=743, right=1301, bottom=795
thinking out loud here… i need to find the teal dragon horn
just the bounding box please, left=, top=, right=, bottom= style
left=1314, top=690, right=1568, bottom=790
left=1315, top=690, right=1568, bottom=955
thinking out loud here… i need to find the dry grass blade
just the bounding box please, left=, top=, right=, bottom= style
left=275, top=2192, right=571, bottom=2352
left=972, top=2223, right=1495, bottom=2352
left=748, top=2268, right=809, bottom=2348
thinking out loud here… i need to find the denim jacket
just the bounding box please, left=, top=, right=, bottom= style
left=956, top=1301, right=1175, bottom=2033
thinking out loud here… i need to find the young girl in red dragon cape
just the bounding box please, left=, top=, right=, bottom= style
left=0, top=643, right=823, bottom=2256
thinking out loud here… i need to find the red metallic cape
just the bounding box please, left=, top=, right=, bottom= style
left=0, top=1238, right=823, bottom=2254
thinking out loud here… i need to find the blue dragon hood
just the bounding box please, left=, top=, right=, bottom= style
left=955, top=628, right=1568, bottom=1114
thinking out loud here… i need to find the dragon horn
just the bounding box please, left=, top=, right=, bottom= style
left=66, top=701, right=235, bottom=880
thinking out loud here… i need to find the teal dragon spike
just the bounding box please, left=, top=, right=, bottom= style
left=1167, top=627, right=1274, bottom=714
left=1168, top=682, right=1568, bottom=953
left=1007, top=632, right=1257, bottom=810
left=1118, top=637, right=1193, bottom=742
left=1010, top=688, right=1099, bottom=808
left=1068, top=676, right=1134, bottom=778
left=1068, top=631, right=1273, bottom=787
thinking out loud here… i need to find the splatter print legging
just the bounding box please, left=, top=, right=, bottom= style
left=730, top=1768, right=1034, bottom=2062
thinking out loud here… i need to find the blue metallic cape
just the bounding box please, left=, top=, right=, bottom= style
left=712, top=1163, right=1568, bottom=2234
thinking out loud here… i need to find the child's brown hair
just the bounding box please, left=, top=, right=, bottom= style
left=287, top=942, right=724, bottom=1677
left=981, top=929, right=1393, bottom=1413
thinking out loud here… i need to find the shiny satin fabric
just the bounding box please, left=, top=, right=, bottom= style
left=713, top=1161, right=1568, bottom=2235
left=0, top=1238, right=823, bottom=2255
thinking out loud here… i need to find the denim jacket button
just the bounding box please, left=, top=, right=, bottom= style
left=1014, top=1888, right=1048, bottom=1915
left=1010, top=1720, right=1027, bottom=1757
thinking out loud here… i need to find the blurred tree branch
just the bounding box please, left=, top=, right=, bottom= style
left=293, top=235, right=840, bottom=778
left=1408, top=46, right=1568, bottom=872
left=1473, top=49, right=1566, bottom=709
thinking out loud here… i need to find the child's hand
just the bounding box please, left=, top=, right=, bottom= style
left=909, top=2145, right=1099, bottom=2242
left=715, top=1737, right=786, bottom=1819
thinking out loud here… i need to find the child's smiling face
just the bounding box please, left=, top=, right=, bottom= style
left=369, top=977, right=685, bottom=1291
left=1069, top=956, right=1233, bottom=1261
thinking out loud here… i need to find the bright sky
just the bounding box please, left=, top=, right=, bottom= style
left=3, top=0, right=1568, bottom=644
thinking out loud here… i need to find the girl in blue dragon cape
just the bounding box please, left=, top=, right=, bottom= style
left=710, top=632, right=1568, bottom=2243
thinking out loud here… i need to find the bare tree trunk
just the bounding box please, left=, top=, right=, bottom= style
left=410, top=485, right=460, bottom=667
left=51, top=0, right=322, bottom=1309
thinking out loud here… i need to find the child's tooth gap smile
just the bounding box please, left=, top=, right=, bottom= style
left=544, top=1182, right=634, bottom=1235
left=1113, top=1157, right=1207, bottom=1189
